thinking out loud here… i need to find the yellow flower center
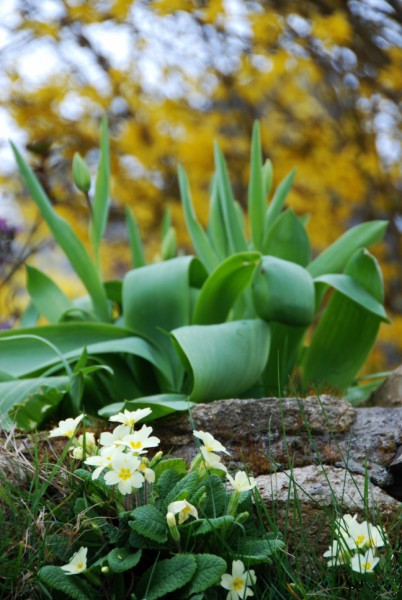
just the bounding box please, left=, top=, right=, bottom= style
left=356, top=535, right=365, bottom=546
left=66, top=430, right=74, bottom=437
left=130, top=441, right=142, bottom=449
left=76, top=562, right=84, bottom=570
left=119, top=468, right=132, bottom=481
left=232, top=577, right=244, bottom=591
left=362, top=562, right=371, bottom=570
left=182, top=505, right=191, bottom=515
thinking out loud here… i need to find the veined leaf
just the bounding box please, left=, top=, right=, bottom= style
left=26, top=265, right=73, bottom=323
left=11, top=143, right=110, bottom=322
left=307, top=220, right=387, bottom=277
left=171, top=320, right=270, bottom=402
left=90, top=116, right=110, bottom=257
left=181, top=554, right=227, bottom=597
left=264, top=168, right=295, bottom=230
left=248, top=121, right=266, bottom=250
left=192, top=251, right=261, bottom=325
left=214, top=143, right=248, bottom=253
left=125, top=207, right=146, bottom=268
left=38, top=566, right=94, bottom=600
left=262, top=209, right=311, bottom=266
left=302, top=249, right=387, bottom=391
left=178, top=165, right=219, bottom=272
left=129, top=505, right=168, bottom=543
left=136, top=554, right=197, bottom=600
left=107, top=548, right=142, bottom=573
left=252, top=256, right=315, bottom=327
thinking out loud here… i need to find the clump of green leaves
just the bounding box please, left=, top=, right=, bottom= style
left=0, top=120, right=389, bottom=430
left=37, top=410, right=284, bottom=599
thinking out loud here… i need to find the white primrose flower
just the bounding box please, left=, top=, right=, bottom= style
left=167, top=500, right=198, bottom=524
left=346, top=520, right=387, bottom=550
left=99, top=424, right=130, bottom=447
left=84, top=444, right=125, bottom=480
left=103, top=453, right=145, bottom=495
left=116, top=424, right=160, bottom=454
left=350, top=549, right=380, bottom=574
left=193, top=430, right=229, bottom=454
left=200, top=447, right=227, bottom=472
left=323, top=539, right=356, bottom=567
left=109, top=408, right=152, bottom=427
left=138, top=460, right=155, bottom=483
left=60, top=546, right=87, bottom=575
left=227, top=471, right=257, bottom=493
left=49, top=414, right=84, bottom=438
left=71, top=432, right=97, bottom=459
left=221, top=559, right=257, bottom=600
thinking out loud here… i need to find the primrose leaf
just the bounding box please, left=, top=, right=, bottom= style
left=183, top=554, right=227, bottom=596
left=107, top=548, right=142, bottom=573
left=129, top=505, right=168, bottom=543
left=37, top=566, right=94, bottom=600
left=189, top=515, right=235, bottom=536
left=154, top=458, right=188, bottom=481
left=136, top=554, right=197, bottom=600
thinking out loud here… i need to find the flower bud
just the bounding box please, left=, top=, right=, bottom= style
left=101, top=565, right=110, bottom=574
left=235, top=511, right=249, bottom=525
left=166, top=512, right=180, bottom=543
left=73, top=152, right=91, bottom=194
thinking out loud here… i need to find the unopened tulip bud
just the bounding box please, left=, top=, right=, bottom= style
left=73, top=152, right=91, bottom=194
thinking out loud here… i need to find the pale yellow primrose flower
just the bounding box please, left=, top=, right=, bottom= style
left=323, top=539, right=356, bottom=567
left=221, top=559, right=256, bottom=600
left=60, top=546, right=87, bottom=575
left=167, top=500, right=198, bottom=524
left=350, top=549, right=379, bottom=574
left=49, top=414, right=84, bottom=438
left=117, top=424, right=160, bottom=454
left=71, top=432, right=97, bottom=459
left=193, top=430, right=229, bottom=454
left=200, top=447, right=227, bottom=472
left=84, top=444, right=125, bottom=480
left=103, top=453, right=144, bottom=495
left=345, top=519, right=387, bottom=550
left=227, top=471, right=256, bottom=493
left=109, top=408, right=152, bottom=427
left=99, top=424, right=130, bottom=447
left=138, top=460, right=155, bottom=483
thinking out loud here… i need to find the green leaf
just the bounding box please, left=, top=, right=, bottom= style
left=26, top=265, right=73, bottom=323
left=314, top=274, right=389, bottom=322
left=123, top=256, right=207, bottom=387
left=183, top=554, right=227, bottom=596
left=262, top=209, right=311, bottom=266
left=261, top=322, right=307, bottom=394
left=192, top=252, right=261, bottom=325
left=236, top=538, right=284, bottom=565
left=129, top=505, right=168, bottom=543
left=9, top=384, right=65, bottom=430
left=248, top=122, right=266, bottom=250
left=171, top=320, right=270, bottom=403
left=302, top=249, right=387, bottom=391
left=125, top=207, right=146, bottom=268
left=161, top=226, right=177, bottom=260
left=107, top=548, right=142, bottom=573
left=37, top=566, right=94, bottom=600
left=11, top=142, right=110, bottom=322
left=154, top=458, right=188, bottom=480
left=137, top=554, right=197, bottom=600
left=164, top=472, right=200, bottom=509
left=206, top=175, right=229, bottom=261
left=178, top=165, right=219, bottom=272
left=202, top=474, right=227, bottom=517
left=155, top=469, right=184, bottom=503
left=214, top=143, right=248, bottom=254
left=264, top=168, right=295, bottom=229
left=0, top=377, right=68, bottom=431
left=90, top=116, right=110, bottom=255
left=190, top=516, right=235, bottom=536
left=252, top=256, right=315, bottom=327
left=307, top=220, right=388, bottom=278
left=98, top=394, right=192, bottom=420
left=262, top=159, right=273, bottom=198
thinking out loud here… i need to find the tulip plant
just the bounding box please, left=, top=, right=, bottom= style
left=0, top=119, right=389, bottom=430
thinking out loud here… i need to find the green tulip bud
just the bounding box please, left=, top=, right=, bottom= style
left=73, top=152, right=91, bottom=194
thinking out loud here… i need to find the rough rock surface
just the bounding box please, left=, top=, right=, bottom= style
left=367, top=365, right=402, bottom=407
left=153, top=395, right=402, bottom=499
left=257, top=465, right=400, bottom=555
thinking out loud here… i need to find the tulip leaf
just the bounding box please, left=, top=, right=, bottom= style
left=178, top=165, right=219, bottom=272
left=171, top=320, right=270, bottom=402
left=11, top=142, right=110, bottom=322
left=98, top=393, right=192, bottom=420
left=262, top=208, right=311, bottom=266
left=26, top=265, right=73, bottom=323
left=264, top=168, right=296, bottom=230
left=248, top=122, right=265, bottom=250
left=90, top=116, right=110, bottom=257
left=125, top=207, right=146, bottom=268
left=252, top=256, right=315, bottom=327
left=192, top=251, right=261, bottom=325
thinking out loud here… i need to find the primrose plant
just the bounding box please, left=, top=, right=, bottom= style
left=0, top=119, right=389, bottom=431
left=38, top=410, right=284, bottom=599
